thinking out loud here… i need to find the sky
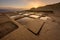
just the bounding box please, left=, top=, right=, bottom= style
left=0, top=0, right=60, bottom=9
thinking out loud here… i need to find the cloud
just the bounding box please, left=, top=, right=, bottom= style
left=21, top=0, right=60, bottom=9
left=21, top=0, right=46, bottom=9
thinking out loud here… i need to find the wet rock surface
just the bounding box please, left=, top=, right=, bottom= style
left=0, top=22, right=18, bottom=39
left=0, top=12, right=60, bottom=40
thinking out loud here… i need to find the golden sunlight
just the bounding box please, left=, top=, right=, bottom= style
left=33, top=5, right=39, bottom=8
left=27, top=2, right=46, bottom=9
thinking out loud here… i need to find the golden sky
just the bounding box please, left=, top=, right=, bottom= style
left=0, top=0, right=60, bottom=9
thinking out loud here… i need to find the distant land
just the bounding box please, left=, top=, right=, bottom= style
left=0, top=7, right=24, bottom=12
left=30, top=2, right=60, bottom=11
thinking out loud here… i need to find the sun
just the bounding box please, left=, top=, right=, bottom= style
left=32, top=3, right=40, bottom=8
left=33, top=6, right=39, bottom=8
